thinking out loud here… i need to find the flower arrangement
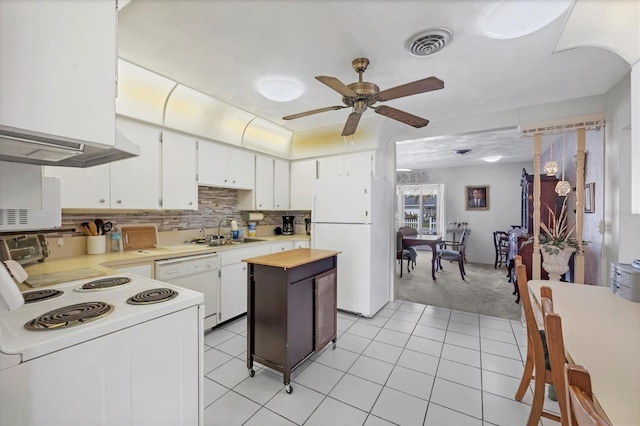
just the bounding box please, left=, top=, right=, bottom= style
left=525, top=197, right=585, bottom=254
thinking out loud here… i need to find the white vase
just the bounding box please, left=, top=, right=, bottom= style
left=541, top=244, right=576, bottom=281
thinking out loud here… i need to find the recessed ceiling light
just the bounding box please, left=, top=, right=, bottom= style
left=256, top=76, right=303, bottom=102
left=396, top=168, right=413, bottom=172
left=481, top=0, right=573, bottom=40
left=483, top=156, right=502, bottom=162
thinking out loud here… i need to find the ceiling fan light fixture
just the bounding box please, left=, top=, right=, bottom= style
left=405, top=28, right=453, bottom=57
left=483, top=156, right=502, bottom=162
left=257, top=76, right=303, bottom=102
left=481, top=0, right=573, bottom=40
left=454, top=149, right=471, bottom=155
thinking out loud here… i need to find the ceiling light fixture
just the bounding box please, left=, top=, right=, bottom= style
left=483, top=156, right=502, bottom=162
left=454, top=149, right=471, bottom=155
left=256, top=76, right=303, bottom=102
left=481, top=0, right=573, bottom=40
left=396, top=168, right=413, bottom=172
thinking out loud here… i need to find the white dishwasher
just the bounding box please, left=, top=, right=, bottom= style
left=155, top=253, right=219, bottom=330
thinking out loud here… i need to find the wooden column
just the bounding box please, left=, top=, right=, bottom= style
left=532, top=133, right=542, bottom=279
left=574, top=128, right=586, bottom=283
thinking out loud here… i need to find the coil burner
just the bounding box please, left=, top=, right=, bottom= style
left=76, top=276, right=132, bottom=291
left=24, top=301, right=114, bottom=331
left=22, top=289, right=64, bottom=304
left=127, top=288, right=178, bottom=305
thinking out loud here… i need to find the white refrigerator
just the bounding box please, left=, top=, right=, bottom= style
left=311, top=175, right=391, bottom=317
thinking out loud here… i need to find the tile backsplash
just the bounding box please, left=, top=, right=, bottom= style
left=1, top=186, right=310, bottom=238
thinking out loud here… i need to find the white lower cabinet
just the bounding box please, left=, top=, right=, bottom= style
left=293, top=240, right=309, bottom=249
left=270, top=241, right=293, bottom=252
left=219, top=244, right=271, bottom=323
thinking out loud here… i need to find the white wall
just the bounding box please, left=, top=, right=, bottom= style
left=424, top=161, right=530, bottom=265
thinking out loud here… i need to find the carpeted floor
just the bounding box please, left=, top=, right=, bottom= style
left=394, top=255, right=522, bottom=321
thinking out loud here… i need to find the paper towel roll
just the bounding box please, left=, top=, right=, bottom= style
left=246, top=213, right=264, bottom=221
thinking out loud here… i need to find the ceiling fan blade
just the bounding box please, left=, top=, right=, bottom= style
left=283, top=105, right=347, bottom=121
left=374, top=105, right=429, bottom=128
left=341, top=112, right=362, bottom=136
left=376, top=76, right=444, bottom=102
left=316, top=76, right=358, bottom=98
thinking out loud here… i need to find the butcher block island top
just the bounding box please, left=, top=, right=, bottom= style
left=242, top=248, right=341, bottom=269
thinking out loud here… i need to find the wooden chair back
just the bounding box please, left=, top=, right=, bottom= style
left=514, top=262, right=560, bottom=425
left=399, top=226, right=417, bottom=236
left=564, top=364, right=612, bottom=426
left=541, top=294, right=569, bottom=426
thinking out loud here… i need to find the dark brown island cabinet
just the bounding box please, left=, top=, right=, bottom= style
left=242, top=248, right=340, bottom=394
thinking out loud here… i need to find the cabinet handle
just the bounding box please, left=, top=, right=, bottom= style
left=189, top=202, right=193, bottom=206
left=224, top=179, right=228, bottom=182
left=117, top=200, right=122, bottom=204
left=99, top=199, right=106, bottom=203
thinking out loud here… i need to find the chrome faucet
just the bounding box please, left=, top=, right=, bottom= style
left=218, top=218, right=231, bottom=239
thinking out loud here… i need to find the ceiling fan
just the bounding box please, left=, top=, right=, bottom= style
left=283, top=58, right=444, bottom=136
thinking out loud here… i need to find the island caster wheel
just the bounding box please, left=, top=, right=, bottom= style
left=285, top=384, right=293, bottom=394
left=249, top=369, right=255, bottom=377
left=332, top=342, right=337, bottom=349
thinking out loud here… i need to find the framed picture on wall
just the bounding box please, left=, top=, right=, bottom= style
left=584, top=182, right=595, bottom=213
left=466, top=185, right=489, bottom=210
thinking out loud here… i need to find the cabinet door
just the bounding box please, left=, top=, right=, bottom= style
left=273, top=158, right=290, bottom=210
left=228, top=148, right=255, bottom=189
left=317, top=156, right=343, bottom=178
left=254, top=155, right=274, bottom=210
left=271, top=242, right=293, bottom=252
left=161, top=131, right=198, bottom=210
left=290, top=159, right=316, bottom=210
left=315, top=268, right=337, bottom=351
left=44, top=164, right=110, bottom=209
left=111, top=119, right=160, bottom=210
left=344, top=151, right=375, bottom=177
left=220, top=262, right=248, bottom=322
left=0, top=1, right=116, bottom=147
left=294, top=240, right=309, bottom=249
left=197, top=141, right=229, bottom=187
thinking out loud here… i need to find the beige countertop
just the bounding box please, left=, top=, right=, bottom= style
left=20, top=235, right=309, bottom=290
left=243, top=248, right=340, bottom=269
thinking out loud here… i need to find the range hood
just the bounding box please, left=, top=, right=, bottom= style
left=0, top=125, right=140, bottom=168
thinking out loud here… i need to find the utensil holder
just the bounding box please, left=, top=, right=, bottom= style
left=87, top=236, right=106, bottom=255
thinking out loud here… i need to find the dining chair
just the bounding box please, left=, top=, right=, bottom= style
left=436, top=228, right=466, bottom=280
left=513, top=261, right=561, bottom=426
left=564, top=364, right=612, bottom=426
left=493, top=230, right=509, bottom=268
left=541, top=292, right=570, bottom=425
left=396, top=231, right=413, bottom=277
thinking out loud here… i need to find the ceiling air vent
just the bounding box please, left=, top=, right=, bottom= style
left=405, top=28, right=453, bottom=57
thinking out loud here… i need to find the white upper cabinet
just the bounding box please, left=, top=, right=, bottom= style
left=44, top=118, right=161, bottom=210
left=0, top=0, right=116, bottom=147
left=198, top=141, right=254, bottom=189
left=238, top=155, right=290, bottom=211
left=254, top=155, right=275, bottom=210
left=290, top=159, right=317, bottom=211
left=274, top=159, right=290, bottom=210
left=161, top=131, right=198, bottom=210
left=317, top=151, right=378, bottom=178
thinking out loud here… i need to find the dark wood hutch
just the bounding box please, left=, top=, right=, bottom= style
left=509, top=169, right=559, bottom=292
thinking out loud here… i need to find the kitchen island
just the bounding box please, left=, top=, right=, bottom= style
left=243, top=248, right=340, bottom=393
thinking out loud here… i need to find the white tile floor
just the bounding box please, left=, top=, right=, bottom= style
left=202, top=301, right=561, bottom=425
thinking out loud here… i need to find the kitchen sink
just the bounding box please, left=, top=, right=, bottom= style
left=208, top=238, right=265, bottom=247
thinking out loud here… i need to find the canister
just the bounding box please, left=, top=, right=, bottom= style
left=248, top=222, right=257, bottom=237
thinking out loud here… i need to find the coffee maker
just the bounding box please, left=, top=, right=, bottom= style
left=304, top=218, right=311, bottom=235
left=282, top=215, right=295, bottom=235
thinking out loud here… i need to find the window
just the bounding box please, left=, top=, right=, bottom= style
left=397, top=184, right=444, bottom=235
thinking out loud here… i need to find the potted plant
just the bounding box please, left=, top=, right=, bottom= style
left=535, top=197, right=584, bottom=280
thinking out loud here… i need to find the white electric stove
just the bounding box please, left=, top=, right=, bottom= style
left=0, top=263, right=204, bottom=426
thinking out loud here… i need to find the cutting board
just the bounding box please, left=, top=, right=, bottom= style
left=25, top=268, right=107, bottom=288
left=120, top=225, right=158, bottom=251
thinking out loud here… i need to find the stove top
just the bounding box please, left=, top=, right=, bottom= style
left=0, top=273, right=204, bottom=362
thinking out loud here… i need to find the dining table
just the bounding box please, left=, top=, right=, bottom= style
left=528, top=280, right=640, bottom=425
left=402, top=234, right=442, bottom=280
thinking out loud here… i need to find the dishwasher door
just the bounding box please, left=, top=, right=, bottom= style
left=155, top=254, right=219, bottom=330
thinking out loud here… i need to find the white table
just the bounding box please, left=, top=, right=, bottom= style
left=528, top=280, right=640, bottom=425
